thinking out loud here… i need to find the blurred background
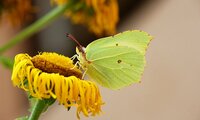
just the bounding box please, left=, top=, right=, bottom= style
left=1, top=0, right=200, bottom=120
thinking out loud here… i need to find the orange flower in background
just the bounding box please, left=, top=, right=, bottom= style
left=0, top=0, right=36, bottom=26
left=52, top=0, right=119, bottom=36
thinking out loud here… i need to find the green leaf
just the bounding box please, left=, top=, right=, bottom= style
left=0, top=56, right=14, bottom=69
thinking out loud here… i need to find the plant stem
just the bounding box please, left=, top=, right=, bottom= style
left=0, top=2, right=72, bottom=54
left=28, top=99, right=48, bottom=120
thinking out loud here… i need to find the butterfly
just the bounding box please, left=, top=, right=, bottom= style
left=68, top=30, right=152, bottom=90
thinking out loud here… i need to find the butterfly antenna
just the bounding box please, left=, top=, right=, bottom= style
left=66, top=33, right=85, bottom=53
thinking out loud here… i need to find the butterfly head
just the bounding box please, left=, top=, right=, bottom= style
left=76, top=46, right=87, bottom=60
left=66, top=33, right=90, bottom=67
left=76, top=47, right=90, bottom=69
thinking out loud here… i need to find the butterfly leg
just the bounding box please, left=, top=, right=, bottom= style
left=70, top=54, right=78, bottom=61
left=70, top=61, right=87, bottom=79
left=82, top=68, right=88, bottom=79
left=70, top=61, right=80, bottom=70
left=70, top=54, right=81, bottom=70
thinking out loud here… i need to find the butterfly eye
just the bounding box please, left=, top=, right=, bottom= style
left=117, top=60, right=122, bottom=63
left=115, top=43, right=119, bottom=46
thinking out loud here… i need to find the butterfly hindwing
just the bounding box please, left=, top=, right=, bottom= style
left=86, top=46, right=145, bottom=89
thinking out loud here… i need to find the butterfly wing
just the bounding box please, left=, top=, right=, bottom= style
left=83, top=30, right=152, bottom=89
left=86, top=30, right=152, bottom=57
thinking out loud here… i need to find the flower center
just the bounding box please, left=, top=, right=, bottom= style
left=31, top=53, right=82, bottom=78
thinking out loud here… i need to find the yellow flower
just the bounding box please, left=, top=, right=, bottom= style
left=0, top=0, right=36, bottom=26
left=52, top=0, right=119, bottom=36
left=11, top=52, right=103, bottom=118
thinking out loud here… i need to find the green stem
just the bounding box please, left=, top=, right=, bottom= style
left=0, top=2, right=72, bottom=54
left=28, top=99, right=48, bottom=120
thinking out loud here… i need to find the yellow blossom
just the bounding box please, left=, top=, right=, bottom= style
left=11, top=52, right=103, bottom=118
left=0, top=0, right=36, bottom=26
left=52, top=0, right=119, bottom=36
